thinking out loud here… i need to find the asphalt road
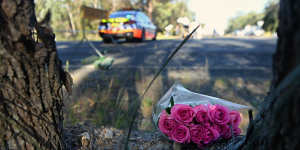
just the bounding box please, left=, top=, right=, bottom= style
left=59, top=37, right=277, bottom=126
left=57, top=37, right=276, bottom=78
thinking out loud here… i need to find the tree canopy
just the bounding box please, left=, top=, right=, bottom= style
left=225, top=12, right=264, bottom=34
left=225, top=1, right=279, bottom=34
left=262, top=1, right=279, bottom=32
left=34, top=0, right=193, bottom=40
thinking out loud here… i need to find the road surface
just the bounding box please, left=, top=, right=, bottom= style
left=59, top=37, right=277, bottom=126
left=57, top=37, right=276, bottom=78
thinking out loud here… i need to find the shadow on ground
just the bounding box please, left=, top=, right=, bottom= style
left=59, top=38, right=274, bottom=132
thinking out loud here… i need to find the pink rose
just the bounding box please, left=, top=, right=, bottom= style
left=209, top=104, right=230, bottom=125
left=190, top=124, right=219, bottom=144
left=158, top=111, right=178, bottom=136
left=222, top=128, right=241, bottom=139
left=229, top=110, right=242, bottom=128
left=208, top=104, right=216, bottom=110
left=190, top=125, right=205, bottom=144
left=216, top=124, right=241, bottom=139
left=171, top=104, right=195, bottom=124
left=214, top=124, right=230, bottom=138
left=202, top=126, right=220, bottom=144
left=193, top=105, right=211, bottom=125
left=171, top=125, right=190, bottom=143
left=233, top=127, right=241, bottom=136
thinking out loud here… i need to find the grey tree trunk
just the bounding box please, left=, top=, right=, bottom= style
left=238, top=0, right=300, bottom=149
left=0, top=0, right=72, bottom=149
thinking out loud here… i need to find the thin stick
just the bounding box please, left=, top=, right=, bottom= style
left=87, top=40, right=104, bottom=57
left=124, top=25, right=200, bottom=150
left=248, top=109, right=253, bottom=124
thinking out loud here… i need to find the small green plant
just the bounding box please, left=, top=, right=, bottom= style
left=65, top=60, right=69, bottom=72
left=214, top=78, right=228, bottom=90
left=114, top=113, right=129, bottom=129
left=81, top=55, right=99, bottom=65
left=142, top=98, right=153, bottom=108
left=68, top=110, right=79, bottom=125
left=165, top=96, right=174, bottom=114
left=141, top=98, right=154, bottom=118
left=94, top=107, right=106, bottom=126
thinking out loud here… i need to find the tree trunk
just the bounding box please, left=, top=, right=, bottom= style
left=0, top=0, right=72, bottom=149
left=146, top=0, right=153, bottom=20
left=66, top=5, right=77, bottom=36
left=137, top=0, right=153, bottom=19
left=238, top=0, right=300, bottom=149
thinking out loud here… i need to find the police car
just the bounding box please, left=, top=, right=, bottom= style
left=98, top=10, right=157, bottom=43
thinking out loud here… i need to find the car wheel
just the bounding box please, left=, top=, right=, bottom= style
left=125, top=37, right=133, bottom=42
left=152, top=31, right=157, bottom=41
left=137, top=29, right=145, bottom=42
left=103, top=38, right=112, bottom=43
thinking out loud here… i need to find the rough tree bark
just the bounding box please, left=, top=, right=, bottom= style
left=0, top=0, right=72, bottom=149
left=237, top=0, right=300, bottom=149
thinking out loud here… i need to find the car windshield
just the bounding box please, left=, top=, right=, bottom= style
left=109, top=11, right=136, bottom=19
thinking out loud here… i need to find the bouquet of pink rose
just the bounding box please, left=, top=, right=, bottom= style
left=153, top=84, right=250, bottom=149
left=158, top=102, right=242, bottom=148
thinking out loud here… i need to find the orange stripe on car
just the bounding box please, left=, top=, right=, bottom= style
left=99, top=29, right=143, bottom=38
left=132, top=29, right=142, bottom=38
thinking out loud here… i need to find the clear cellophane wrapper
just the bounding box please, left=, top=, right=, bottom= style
left=152, top=83, right=251, bottom=128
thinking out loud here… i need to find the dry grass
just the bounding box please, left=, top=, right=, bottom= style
left=64, top=65, right=270, bottom=133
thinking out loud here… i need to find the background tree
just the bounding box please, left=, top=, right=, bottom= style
left=152, top=0, right=193, bottom=32
left=262, top=1, right=279, bottom=33
left=152, top=2, right=174, bottom=31
left=225, top=12, right=264, bottom=34
left=236, top=0, right=300, bottom=149
left=225, top=0, right=279, bottom=34
left=0, top=0, right=72, bottom=149
left=34, top=0, right=193, bottom=40
left=35, top=0, right=102, bottom=39
left=134, top=0, right=153, bottom=19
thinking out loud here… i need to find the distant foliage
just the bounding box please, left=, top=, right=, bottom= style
left=152, top=2, right=173, bottom=32
left=152, top=1, right=194, bottom=32
left=35, top=0, right=194, bottom=40
left=262, top=2, right=279, bottom=33
left=225, top=1, right=279, bottom=34
left=225, top=12, right=264, bottom=34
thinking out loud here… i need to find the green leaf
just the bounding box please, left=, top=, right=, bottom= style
left=165, top=97, right=174, bottom=115
left=166, top=107, right=171, bottom=114
left=170, top=96, right=174, bottom=107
